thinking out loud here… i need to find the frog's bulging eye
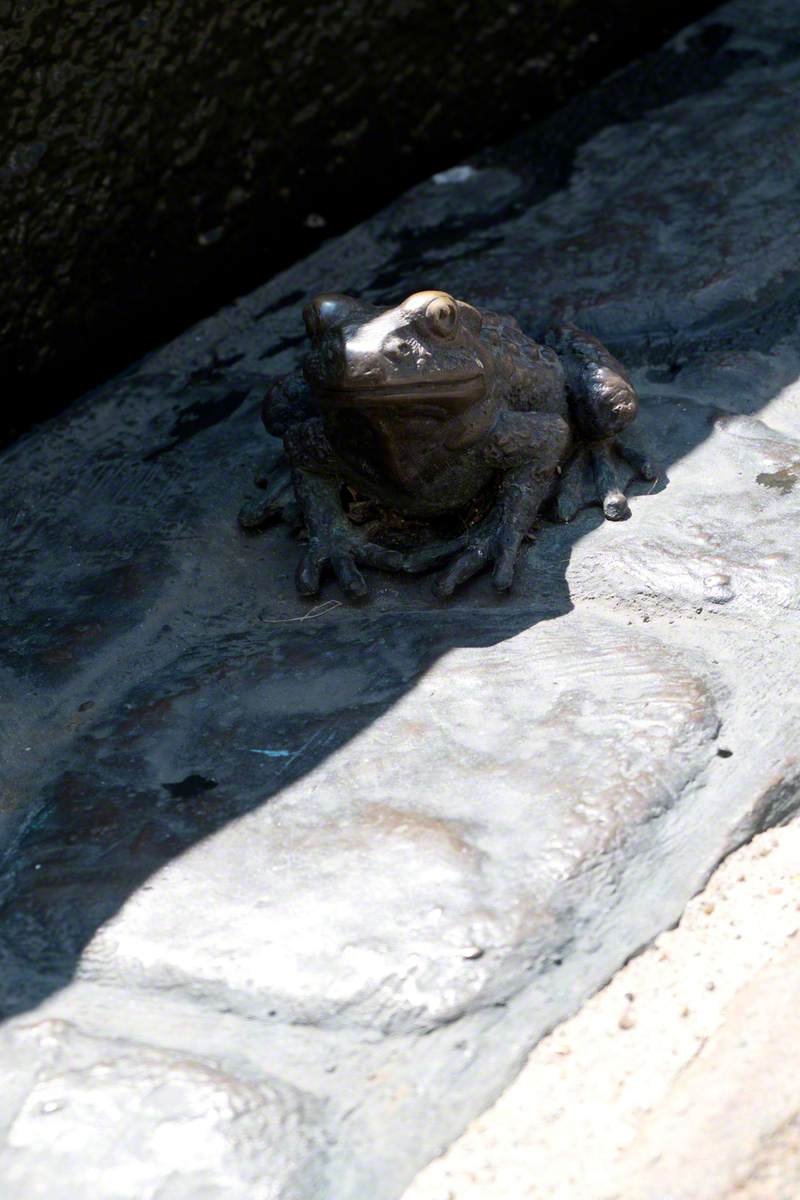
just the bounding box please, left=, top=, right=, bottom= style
left=425, top=295, right=458, bottom=338
left=305, top=293, right=358, bottom=340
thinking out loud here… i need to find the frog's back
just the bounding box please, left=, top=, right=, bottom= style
left=481, top=308, right=568, bottom=419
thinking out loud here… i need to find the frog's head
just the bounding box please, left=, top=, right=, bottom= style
left=302, top=290, right=491, bottom=418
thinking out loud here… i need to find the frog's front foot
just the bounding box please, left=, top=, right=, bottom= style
left=430, top=520, right=524, bottom=597
left=402, top=508, right=527, bottom=597
left=297, top=525, right=405, bottom=599
left=413, top=453, right=568, bottom=598
left=555, top=433, right=659, bottom=523
left=292, top=469, right=404, bottom=599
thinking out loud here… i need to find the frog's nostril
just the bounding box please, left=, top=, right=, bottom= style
left=385, top=338, right=414, bottom=362
left=348, top=358, right=385, bottom=382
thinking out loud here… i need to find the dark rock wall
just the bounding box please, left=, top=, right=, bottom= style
left=2, top=0, right=719, bottom=442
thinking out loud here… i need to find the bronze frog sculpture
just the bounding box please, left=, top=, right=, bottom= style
left=240, top=291, right=656, bottom=598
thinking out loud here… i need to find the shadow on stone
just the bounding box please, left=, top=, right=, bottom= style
left=0, top=531, right=581, bottom=1016
left=2, top=4, right=800, bottom=1193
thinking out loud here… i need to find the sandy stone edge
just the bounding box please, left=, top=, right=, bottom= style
left=401, top=816, right=800, bottom=1200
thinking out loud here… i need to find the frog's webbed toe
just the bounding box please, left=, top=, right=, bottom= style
left=431, top=524, right=528, bottom=597
left=591, top=444, right=631, bottom=520
left=555, top=444, right=630, bottom=521
left=554, top=433, right=659, bottom=523
left=615, top=430, right=659, bottom=482
left=288, top=469, right=405, bottom=599
left=400, top=535, right=469, bottom=576
left=554, top=447, right=591, bottom=523
left=432, top=546, right=490, bottom=597
left=296, top=533, right=405, bottom=599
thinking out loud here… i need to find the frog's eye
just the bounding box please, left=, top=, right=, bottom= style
left=425, top=295, right=458, bottom=338
left=304, top=293, right=358, bottom=340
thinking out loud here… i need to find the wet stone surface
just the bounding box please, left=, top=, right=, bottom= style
left=2, top=2, right=800, bottom=1197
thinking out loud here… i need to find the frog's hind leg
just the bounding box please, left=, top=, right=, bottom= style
left=590, top=437, right=657, bottom=520
left=549, top=322, right=659, bottom=522
left=613, top=427, right=658, bottom=483
left=555, top=431, right=657, bottom=523
left=400, top=534, right=470, bottom=575
left=553, top=446, right=592, bottom=522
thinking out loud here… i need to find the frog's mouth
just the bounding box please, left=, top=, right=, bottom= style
left=317, top=373, right=485, bottom=414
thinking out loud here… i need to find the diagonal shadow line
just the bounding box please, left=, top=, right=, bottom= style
left=0, top=342, right=798, bottom=1024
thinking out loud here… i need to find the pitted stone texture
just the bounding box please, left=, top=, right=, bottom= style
left=400, top=819, right=800, bottom=1200
left=73, top=616, right=719, bottom=1033
left=469, top=47, right=800, bottom=348
left=611, top=937, right=800, bottom=1200
left=0, top=1019, right=326, bottom=1200
left=370, top=2, right=800, bottom=357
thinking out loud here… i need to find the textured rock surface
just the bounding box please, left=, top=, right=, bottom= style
left=74, top=617, right=719, bottom=1033
left=0, top=1020, right=326, bottom=1200
left=567, top=402, right=800, bottom=613
left=0, top=0, right=718, bottom=442
left=402, top=818, right=800, bottom=1200
left=1, top=1, right=800, bottom=1196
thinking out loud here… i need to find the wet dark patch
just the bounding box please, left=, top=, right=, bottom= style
left=687, top=22, right=735, bottom=55
left=187, top=352, right=245, bottom=385
left=258, top=334, right=306, bottom=362
left=368, top=234, right=507, bottom=297
left=143, top=387, right=248, bottom=461
left=756, top=468, right=797, bottom=494
left=162, top=775, right=219, bottom=799
left=254, top=289, right=306, bottom=321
